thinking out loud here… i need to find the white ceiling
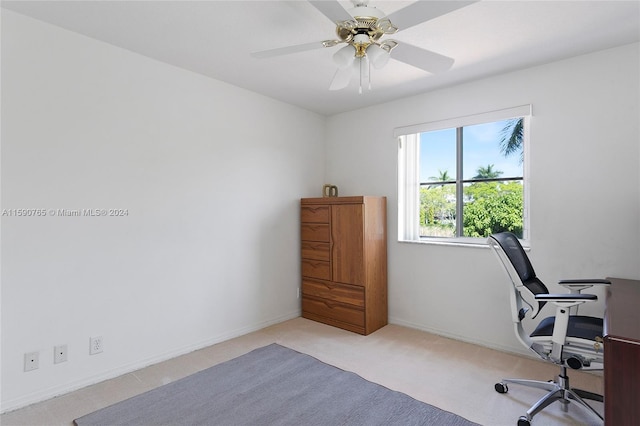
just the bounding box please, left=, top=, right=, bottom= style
left=3, top=0, right=639, bottom=115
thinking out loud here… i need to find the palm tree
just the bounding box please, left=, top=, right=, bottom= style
left=474, top=164, right=503, bottom=179
left=429, top=169, right=452, bottom=182
left=500, top=118, right=524, bottom=163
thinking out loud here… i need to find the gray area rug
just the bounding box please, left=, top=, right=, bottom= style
left=74, top=343, right=479, bottom=425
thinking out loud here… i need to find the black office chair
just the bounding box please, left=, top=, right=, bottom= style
left=487, top=232, right=610, bottom=426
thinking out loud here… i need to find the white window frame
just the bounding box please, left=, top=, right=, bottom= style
left=396, top=105, right=532, bottom=246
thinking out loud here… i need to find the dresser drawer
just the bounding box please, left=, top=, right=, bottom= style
left=302, top=259, right=331, bottom=280
left=301, top=241, right=330, bottom=261
left=302, top=279, right=364, bottom=307
left=302, top=296, right=364, bottom=327
left=301, top=205, right=329, bottom=223
left=301, top=223, right=330, bottom=242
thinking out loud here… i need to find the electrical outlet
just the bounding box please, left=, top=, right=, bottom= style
left=54, top=344, right=68, bottom=364
left=24, top=351, right=39, bottom=372
left=90, top=336, right=103, bottom=355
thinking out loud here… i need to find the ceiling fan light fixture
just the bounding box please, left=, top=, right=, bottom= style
left=333, top=44, right=356, bottom=68
left=367, top=43, right=390, bottom=69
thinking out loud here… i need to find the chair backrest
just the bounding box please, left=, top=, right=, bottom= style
left=488, top=232, right=550, bottom=319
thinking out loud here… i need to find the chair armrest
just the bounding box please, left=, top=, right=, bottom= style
left=558, top=279, right=611, bottom=286
left=535, top=293, right=597, bottom=301
left=558, top=279, right=611, bottom=293
left=536, top=293, right=597, bottom=309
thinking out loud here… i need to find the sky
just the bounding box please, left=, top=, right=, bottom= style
left=419, top=119, right=523, bottom=183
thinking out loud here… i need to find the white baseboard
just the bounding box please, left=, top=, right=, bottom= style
left=1, top=311, right=300, bottom=414
left=388, top=316, right=532, bottom=358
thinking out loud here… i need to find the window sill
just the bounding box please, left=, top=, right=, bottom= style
left=398, top=237, right=530, bottom=250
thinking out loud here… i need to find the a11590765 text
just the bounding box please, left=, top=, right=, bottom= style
left=1, top=208, right=129, bottom=217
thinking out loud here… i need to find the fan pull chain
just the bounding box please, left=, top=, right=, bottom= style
left=359, top=58, right=363, bottom=95
left=358, top=56, right=373, bottom=94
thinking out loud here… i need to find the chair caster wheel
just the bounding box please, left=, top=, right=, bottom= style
left=517, top=416, right=531, bottom=426
left=495, top=382, right=508, bottom=393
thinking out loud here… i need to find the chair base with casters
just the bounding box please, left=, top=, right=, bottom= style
left=487, top=232, right=609, bottom=425
left=494, top=365, right=603, bottom=426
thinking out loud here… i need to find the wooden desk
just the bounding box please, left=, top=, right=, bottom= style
left=604, top=277, right=640, bottom=425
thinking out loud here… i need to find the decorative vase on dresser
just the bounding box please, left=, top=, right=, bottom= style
left=300, top=196, right=387, bottom=335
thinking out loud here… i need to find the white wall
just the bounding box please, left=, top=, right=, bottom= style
left=1, top=11, right=325, bottom=411
left=325, top=43, right=640, bottom=353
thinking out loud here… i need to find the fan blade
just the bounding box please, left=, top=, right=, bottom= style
left=308, top=0, right=353, bottom=23
left=329, top=66, right=352, bottom=91
left=391, top=43, right=454, bottom=74
left=387, top=1, right=477, bottom=32
left=251, top=41, right=327, bottom=59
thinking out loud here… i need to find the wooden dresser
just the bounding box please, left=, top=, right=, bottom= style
left=300, top=196, right=387, bottom=335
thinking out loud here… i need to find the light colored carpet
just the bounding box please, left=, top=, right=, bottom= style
left=1, top=318, right=604, bottom=425
left=74, top=343, right=479, bottom=425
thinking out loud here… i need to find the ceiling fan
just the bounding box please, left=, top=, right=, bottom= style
left=251, top=0, right=477, bottom=93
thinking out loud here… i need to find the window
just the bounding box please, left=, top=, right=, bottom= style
left=397, top=105, right=531, bottom=244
